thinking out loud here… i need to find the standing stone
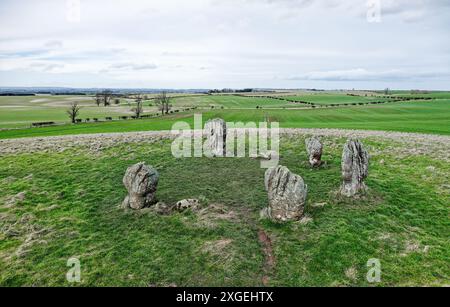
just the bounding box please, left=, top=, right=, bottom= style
left=340, top=139, right=369, bottom=197
left=204, top=118, right=227, bottom=157
left=305, top=136, right=323, bottom=167
left=122, top=162, right=159, bottom=210
left=264, top=166, right=308, bottom=222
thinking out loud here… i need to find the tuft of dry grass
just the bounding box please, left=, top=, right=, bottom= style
left=345, top=267, right=358, bottom=282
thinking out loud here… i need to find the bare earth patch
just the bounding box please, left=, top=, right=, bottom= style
left=3, top=192, right=26, bottom=208
left=258, top=229, right=275, bottom=286
left=202, top=239, right=233, bottom=256
left=200, top=239, right=236, bottom=270
left=195, top=204, right=239, bottom=229
left=0, top=213, right=53, bottom=260
left=401, top=240, right=430, bottom=257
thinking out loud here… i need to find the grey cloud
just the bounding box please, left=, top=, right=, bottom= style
left=254, top=0, right=315, bottom=7
left=44, top=40, right=63, bottom=49
left=108, top=62, right=158, bottom=71
left=1, top=0, right=449, bottom=89
left=287, top=68, right=450, bottom=82
left=29, top=62, right=65, bottom=72
left=242, top=0, right=450, bottom=21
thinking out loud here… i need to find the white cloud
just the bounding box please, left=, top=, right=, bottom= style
left=44, top=40, right=64, bottom=49
left=108, top=62, right=158, bottom=71
left=29, top=62, right=65, bottom=73
left=287, top=68, right=450, bottom=82
left=0, top=0, right=449, bottom=89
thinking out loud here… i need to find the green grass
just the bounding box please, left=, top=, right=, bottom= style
left=171, top=95, right=293, bottom=109
left=0, top=91, right=417, bottom=130
left=282, top=93, right=392, bottom=105
left=388, top=91, right=450, bottom=99
left=0, top=95, right=159, bottom=129
left=1, top=136, right=448, bottom=286
left=1, top=92, right=448, bottom=286
left=1, top=100, right=449, bottom=139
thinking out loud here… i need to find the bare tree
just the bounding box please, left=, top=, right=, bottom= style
left=67, top=102, right=81, bottom=124
left=96, top=90, right=113, bottom=106
left=155, top=91, right=172, bottom=115
left=131, top=95, right=144, bottom=118
left=94, top=93, right=102, bottom=106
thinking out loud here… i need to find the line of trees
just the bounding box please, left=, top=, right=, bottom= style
left=155, top=91, right=172, bottom=115
left=208, top=88, right=254, bottom=94
left=94, top=90, right=113, bottom=106
left=68, top=91, right=174, bottom=124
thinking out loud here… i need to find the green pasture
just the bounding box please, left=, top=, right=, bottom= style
left=1, top=100, right=448, bottom=139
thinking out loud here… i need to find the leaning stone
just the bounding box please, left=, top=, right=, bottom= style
left=340, top=139, right=369, bottom=197
left=264, top=166, right=308, bottom=222
left=122, top=162, right=159, bottom=210
left=175, top=199, right=201, bottom=212
left=204, top=118, right=227, bottom=157
left=305, top=137, right=323, bottom=167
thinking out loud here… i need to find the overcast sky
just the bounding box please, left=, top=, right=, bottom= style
left=0, top=0, right=449, bottom=89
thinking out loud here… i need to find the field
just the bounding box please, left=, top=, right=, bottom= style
left=0, top=95, right=159, bottom=129
left=0, top=90, right=449, bottom=287
left=1, top=132, right=449, bottom=286
left=2, top=91, right=449, bottom=132
left=0, top=98, right=449, bottom=139
left=282, top=93, right=392, bottom=105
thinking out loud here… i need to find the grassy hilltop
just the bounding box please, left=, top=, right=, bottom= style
left=0, top=90, right=449, bottom=287
left=1, top=135, right=448, bottom=286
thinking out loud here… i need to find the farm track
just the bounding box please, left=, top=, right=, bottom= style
left=1, top=128, right=449, bottom=158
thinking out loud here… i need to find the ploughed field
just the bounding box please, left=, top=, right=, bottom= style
left=0, top=130, right=449, bottom=286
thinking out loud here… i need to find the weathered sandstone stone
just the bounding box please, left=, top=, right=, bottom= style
left=264, top=166, right=308, bottom=222
left=340, top=139, right=369, bottom=197
left=122, top=162, right=159, bottom=209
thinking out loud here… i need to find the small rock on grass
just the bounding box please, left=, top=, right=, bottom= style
left=311, top=202, right=327, bottom=208
left=175, top=199, right=201, bottom=212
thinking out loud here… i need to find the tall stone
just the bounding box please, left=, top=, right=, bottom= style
left=305, top=136, right=323, bottom=167
left=122, top=162, right=159, bottom=210
left=340, top=139, right=369, bottom=197
left=264, top=166, right=308, bottom=222
left=204, top=118, right=227, bottom=157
